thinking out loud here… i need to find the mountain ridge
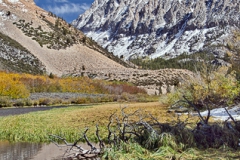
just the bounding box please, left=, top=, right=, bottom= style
left=73, top=0, right=240, bottom=59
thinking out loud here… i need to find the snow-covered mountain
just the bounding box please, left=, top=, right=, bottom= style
left=73, top=0, right=240, bottom=59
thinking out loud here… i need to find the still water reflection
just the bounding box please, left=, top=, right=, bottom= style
left=0, top=141, right=67, bottom=160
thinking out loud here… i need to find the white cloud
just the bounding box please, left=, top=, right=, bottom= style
left=46, top=3, right=90, bottom=15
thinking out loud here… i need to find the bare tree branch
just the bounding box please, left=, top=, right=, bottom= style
left=83, top=128, right=97, bottom=152
left=49, top=128, right=102, bottom=159
left=183, top=96, right=207, bottom=124
left=96, top=124, right=104, bottom=150
left=224, top=107, right=236, bottom=124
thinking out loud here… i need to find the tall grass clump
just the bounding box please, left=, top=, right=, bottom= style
left=0, top=107, right=87, bottom=142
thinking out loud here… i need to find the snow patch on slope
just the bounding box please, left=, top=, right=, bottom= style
left=7, top=0, right=19, bottom=3
left=108, top=36, right=136, bottom=58
left=87, top=29, right=111, bottom=44
left=0, top=11, right=4, bottom=28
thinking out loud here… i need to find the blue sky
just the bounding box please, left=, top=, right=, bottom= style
left=34, top=0, right=94, bottom=22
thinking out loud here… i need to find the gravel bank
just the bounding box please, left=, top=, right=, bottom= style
left=29, top=93, right=105, bottom=100
left=0, top=93, right=106, bottom=117
left=0, top=106, right=68, bottom=117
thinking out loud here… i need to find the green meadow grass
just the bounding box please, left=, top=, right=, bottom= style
left=0, top=102, right=164, bottom=143
left=0, top=105, right=97, bottom=142
left=0, top=102, right=239, bottom=159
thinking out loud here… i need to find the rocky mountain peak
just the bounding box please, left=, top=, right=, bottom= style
left=73, top=0, right=240, bottom=59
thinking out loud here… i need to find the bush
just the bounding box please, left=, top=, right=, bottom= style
left=51, top=98, right=62, bottom=105
left=12, top=98, right=33, bottom=107
left=0, top=96, right=12, bottom=108
left=0, top=72, right=30, bottom=99
left=39, top=98, right=52, bottom=106
left=162, top=66, right=240, bottom=109
left=71, top=97, right=87, bottom=104
left=24, top=99, right=33, bottom=106
left=33, top=101, right=38, bottom=107
left=100, top=95, right=114, bottom=103
left=13, top=100, right=25, bottom=107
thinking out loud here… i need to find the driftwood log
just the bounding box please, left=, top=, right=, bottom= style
left=49, top=125, right=104, bottom=159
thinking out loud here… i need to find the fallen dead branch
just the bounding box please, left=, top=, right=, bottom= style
left=51, top=99, right=240, bottom=159
left=49, top=126, right=103, bottom=159
left=106, top=99, right=240, bottom=150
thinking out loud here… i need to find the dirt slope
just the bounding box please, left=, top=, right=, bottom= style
left=0, top=0, right=125, bottom=76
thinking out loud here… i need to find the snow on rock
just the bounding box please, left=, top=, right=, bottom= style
left=200, top=105, right=240, bottom=121
left=7, top=0, right=19, bottom=3
left=73, top=0, right=240, bottom=59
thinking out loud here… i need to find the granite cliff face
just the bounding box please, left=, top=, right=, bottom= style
left=73, top=0, right=240, bottom=59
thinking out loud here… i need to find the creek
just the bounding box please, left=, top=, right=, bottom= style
left=0, top=141, right=66, bottom=160
left=0, top=141, right=101, bottom=160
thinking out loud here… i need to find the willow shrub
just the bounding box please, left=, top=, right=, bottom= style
left=0, top=73, right=30, bottom=99
left=0, top=71, right=147, bottom=101
left=162, top=67, right=240, bottom=108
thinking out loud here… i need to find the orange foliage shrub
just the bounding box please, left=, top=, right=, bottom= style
left=0, top=71, right=147, bottom=99
left=59, top=77, right=96, bottom=93
left=0, top=72, right=29, bottom=98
